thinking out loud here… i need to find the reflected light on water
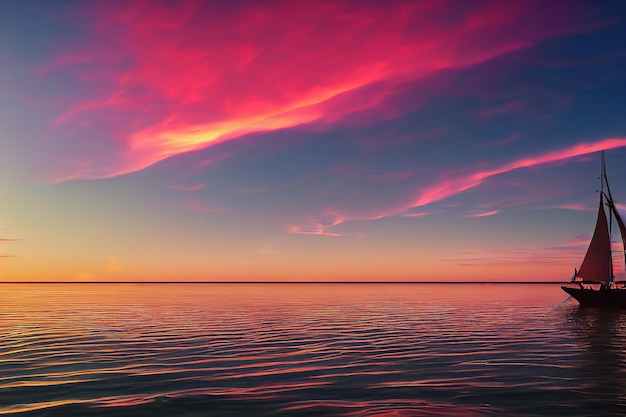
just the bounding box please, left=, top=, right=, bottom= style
left=0, top=284, right=625, bottom=416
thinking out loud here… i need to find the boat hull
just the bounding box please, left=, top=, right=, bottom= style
left=561, top=286, right=626, bottom=308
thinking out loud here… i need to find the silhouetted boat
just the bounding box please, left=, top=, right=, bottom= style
left=562, top=151, right=626, bottom=307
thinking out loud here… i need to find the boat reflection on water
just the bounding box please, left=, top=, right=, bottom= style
left=564, top=307, right=626, bottom=414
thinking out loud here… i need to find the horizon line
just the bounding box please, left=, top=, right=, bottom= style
left=0, top=281, right=564, bottom=284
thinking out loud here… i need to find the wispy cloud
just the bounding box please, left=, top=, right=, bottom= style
left=40, top=0, right=590, bottom=181
left=287, top=212, right=348, bottom=237
left=400, top=211, right=434, bottom=218
left=287, top=225, right=347, bottom=237
left=411, top=138, right=626, bottom=209
left=286, top=138, right=626, bottom=235
left=464, top=210, right=499, bottom=218
left=545, top=203, right=594, bottom=212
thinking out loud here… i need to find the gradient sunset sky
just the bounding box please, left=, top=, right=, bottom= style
left=2, top=0, right=626, bottom=282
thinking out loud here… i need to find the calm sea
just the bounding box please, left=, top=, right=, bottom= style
left=1, top=283, right=625, bottom=417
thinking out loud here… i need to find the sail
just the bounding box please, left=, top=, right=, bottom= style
left=607, top=197, right=626, bottom=252
left=578, top=198, right=612, bottom=284
left=602, top=151, right=626, bottom=256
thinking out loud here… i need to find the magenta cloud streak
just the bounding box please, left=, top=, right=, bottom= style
left=37, top=0, right=590, bottom=182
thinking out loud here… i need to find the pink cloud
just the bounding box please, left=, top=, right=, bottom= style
left=401, top=212, right=434, bottom=218
left=287, top=210, right=377, bottom=237
left=287, top=225, right=346, bottom=238
left=287, top=212, right=347, bottom=237
left=465, top=210, right=499, bottom=218
left=412, top=138, right=626, bottom=208
left=42, top=0, right=591, bottom=181
left=286, top=138, right=626, bottom=235
left=547, top=203, right=594, bottom=212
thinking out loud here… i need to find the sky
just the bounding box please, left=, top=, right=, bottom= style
left=1, top=0, right=626, bottom=282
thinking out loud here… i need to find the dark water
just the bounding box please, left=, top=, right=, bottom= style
left=1, top=283, right=625, bottom=417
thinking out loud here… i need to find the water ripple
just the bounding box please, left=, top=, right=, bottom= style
left=1, top=284, right=626, bottom=416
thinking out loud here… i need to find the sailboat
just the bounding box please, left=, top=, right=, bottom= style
left=562, top=151, right=626, bottom=307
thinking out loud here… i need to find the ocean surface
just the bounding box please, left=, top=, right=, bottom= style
left=1, top=283, right=625, bottom=417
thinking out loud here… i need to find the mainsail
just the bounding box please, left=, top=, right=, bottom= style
left=602, top=160, right=626, bottom=267
left=577, top=197, right=612, bottom=284
left=609, top=202, right=626, bottom=257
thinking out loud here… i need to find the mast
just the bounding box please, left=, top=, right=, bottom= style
left=603, top=150, right=626, bottom=284
left=602, top=151, right=615, bottom=284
